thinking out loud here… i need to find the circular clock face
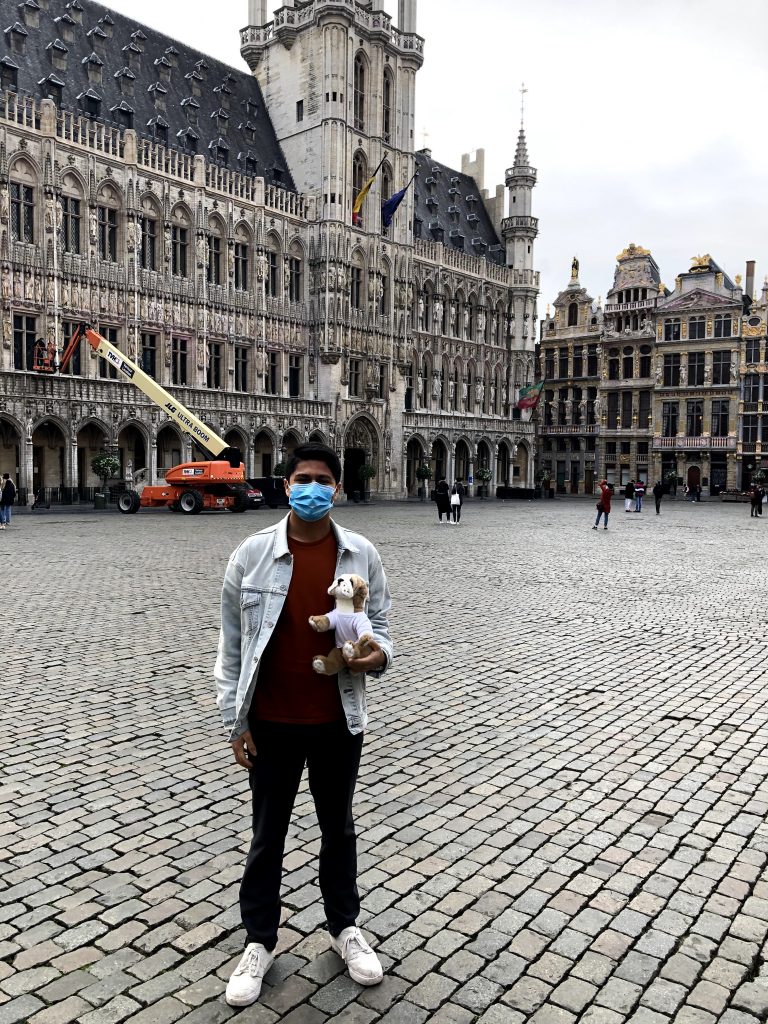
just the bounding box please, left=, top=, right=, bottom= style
left=749, top=316, right=761, bottom=327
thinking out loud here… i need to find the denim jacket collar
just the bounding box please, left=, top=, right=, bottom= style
left=271, top=513, right=361, bottom=560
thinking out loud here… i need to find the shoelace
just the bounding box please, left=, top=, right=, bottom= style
left=239, top=946, right=266, bottom=977
left=342, top=930, right=372, bottom=961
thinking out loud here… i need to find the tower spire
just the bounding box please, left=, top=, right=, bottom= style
left=514, top=82, right=530, bottom=169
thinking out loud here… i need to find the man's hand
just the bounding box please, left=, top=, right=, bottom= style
left=230, top=729, right=257, bottom=769
left=344, top=638, right=386, bottom=675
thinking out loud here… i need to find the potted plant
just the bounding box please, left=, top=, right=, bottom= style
left=476, top=466, right=492, bottom=498
left=415, top=463, right=432, bottom=501
left=358, top=463, right=376, bottom=502
left=91, top=453, right=120, bottom=510
left=665, top=470, right=678, bottom=496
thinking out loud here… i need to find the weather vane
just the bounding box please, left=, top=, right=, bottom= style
left=519, top=82, right=528, bottom=128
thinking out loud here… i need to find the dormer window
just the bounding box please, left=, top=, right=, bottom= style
left=429, top=221, right=444, bottom=242
left=181, top=96, right=199, bottom=125
left=131, top=29, right=147, bottom=42
left=448, top=204, right=460, bottom=221
left=110, top=99, right=133, bottom=128
left=99, top=13, right=114, bottom=38
left=471, top=237, right=487, bottom=254
left=46, top=37, right=68, bottom=71
left=38, top=72, right=63, bottom=104
left=164, top=46, right=179, bottom=66
left=211, top=108, right=229, bottom=134
left=209, top=137, right=229, bottom=164
left=413, top=215, right=422, bottom=239
left=272, top=166, right=284, bottom=185
left=185, top=69, right=202, bottom=97
left=467, top=212, right=479, bottom=224
left=1, top=57, right=19, bottom=92
left=465, top=194, right=477, bottom=205
left=240, top=151, right=257, bottom=176
left=65, top=0, right=83, bottom=23
left=194, top=59, right=208, bottom=80
left=214, top=84, right=232, bottom=109
left=425, top=176, right=436, bottom=187
left=78, top=87, right=101, bottom=118
left=154, top=56, right=172, bottom=82
left=82, top=51, right=103, bottom=85
left=240, top=120, right=257, bottom=143
left=5, top=21, right=28, bottom=55
left=114, top=66, right=135, bottom=97
left=86, top=25, right=107, bottom=55
left=19, top=1, right=40, bottom=29
left=53, top=13, right=75, bottom=43
left=122, top=41, right=142, bottom=70
left=425, top=196, right=438, bottom=208
left=148, top=116, right=168, bottom=144
left=177, top=126, right=198, bottom=153
left=148, top=82, right=167, bottom=111
left=245, top=97, right=259, bottom=117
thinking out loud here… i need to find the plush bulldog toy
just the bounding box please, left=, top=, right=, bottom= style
left=309, top=573, right=375, bottom=675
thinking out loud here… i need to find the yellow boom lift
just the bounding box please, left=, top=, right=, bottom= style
left=58, top=323, right=249, bottom=514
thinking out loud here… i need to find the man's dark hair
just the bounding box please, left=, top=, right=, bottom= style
left=285, top=443, right=342, bottom=485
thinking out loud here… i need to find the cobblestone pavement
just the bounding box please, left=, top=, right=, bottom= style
left=3, top=497, right=768, bottom=1024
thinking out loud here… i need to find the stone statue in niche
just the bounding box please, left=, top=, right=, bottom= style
left=432, top=374, right=440, bottom=399
left=90, top=207, right=98, bottom=246
left=1, top=264, right=10, bottom=300
left=0, top=188, right=8, bottom=224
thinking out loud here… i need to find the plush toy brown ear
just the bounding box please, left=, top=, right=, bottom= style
left=350, top=575, right=369, bottom=611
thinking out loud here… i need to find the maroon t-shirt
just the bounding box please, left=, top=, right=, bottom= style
left=251, top=530, right=344, bottom=725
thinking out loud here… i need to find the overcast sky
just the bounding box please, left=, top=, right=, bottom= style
left=107, top=0, right=768, bottom=313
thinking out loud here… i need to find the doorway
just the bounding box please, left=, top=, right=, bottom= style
left=343, top=448, right=366, bottom=498
left=687, top=465, right=701, bottom=493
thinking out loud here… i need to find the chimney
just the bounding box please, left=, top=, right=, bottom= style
left=746, top=260, right=756, bottom=300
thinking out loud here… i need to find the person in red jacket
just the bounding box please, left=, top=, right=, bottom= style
left=592, top=479, right=612, bottom=530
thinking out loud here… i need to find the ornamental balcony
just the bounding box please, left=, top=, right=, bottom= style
left=540, top=424, right=599, bottom=435
left=652, top=435, right=736, bottom=450
left=604, top=298, right=658, bottom=313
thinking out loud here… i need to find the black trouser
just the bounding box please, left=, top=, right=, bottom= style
left=451, top=502, right=462, bottom=522
left=241, top=719, right=363, bottom=951
left=655, top=497, right=662, bottom=514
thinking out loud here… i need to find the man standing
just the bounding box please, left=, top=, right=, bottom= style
left=634, top=479, right=646, bottom=512
left=0, top=473, right=16, bottom=529
left=652, top=480, right=664, bottom=516
left=215, top=443, right=393, bottom=1008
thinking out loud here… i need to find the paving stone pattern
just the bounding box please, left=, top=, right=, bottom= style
left=2, top=498, right=768, bottom=1024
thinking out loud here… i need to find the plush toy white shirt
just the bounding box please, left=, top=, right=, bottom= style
left=325, top=608, right=374, bottom=647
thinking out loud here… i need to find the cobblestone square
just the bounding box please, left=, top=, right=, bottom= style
left=2, top=497, right=768, bottom=1023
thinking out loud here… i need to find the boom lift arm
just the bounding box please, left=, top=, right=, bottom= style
left=60, top=323, right=242, bottom=469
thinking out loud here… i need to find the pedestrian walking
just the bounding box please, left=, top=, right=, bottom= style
left=624, top=479, right=635, bottom=513
left=750, top=485, right=762, bottom=518
left=634, top=479, right=646, bottom=512
left=434, top=477, right=451, bottom=523
left=593, top=479, right=612, bottom=530
left=0, top=473, right=16, bottom=529
left=215, top=443, right=393, bottom=1008
left=652, top=480, right=664, bottom=516
left=450, top=479, right=465, bottom=523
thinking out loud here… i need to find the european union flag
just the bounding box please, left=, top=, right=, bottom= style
left=381, top=186, right=409, bottom=228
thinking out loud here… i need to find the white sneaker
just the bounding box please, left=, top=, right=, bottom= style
left=225, top=943, right=274, bottom=1007
left=330, top=927, right=383, bottom=986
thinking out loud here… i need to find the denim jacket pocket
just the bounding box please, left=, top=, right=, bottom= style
left=240, top=589, right=262, bottom=635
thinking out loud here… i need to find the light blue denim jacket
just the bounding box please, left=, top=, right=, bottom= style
left=214, top=515, right=393, bottom=740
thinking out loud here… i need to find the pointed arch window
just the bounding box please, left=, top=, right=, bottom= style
left=381, top=162, right=392, bottom=233
left=567, top=302, right=578, bottom=327
left=353, top=52, right=366, bottom=132
left=382, top=67, right=393, bottom=143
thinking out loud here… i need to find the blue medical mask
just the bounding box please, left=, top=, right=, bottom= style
left=288, top=481, right=336, bottom=522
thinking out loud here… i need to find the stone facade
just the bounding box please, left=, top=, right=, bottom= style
left=539, top=246, right=767, bottom=496
left=0, top=0, right=538, bottom=502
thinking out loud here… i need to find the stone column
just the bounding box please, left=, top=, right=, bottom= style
left=66, top=438, right=77, bottom=493
left=23, top=438, right=34, bottom=504
left=150, top=440, right=158, bottom=486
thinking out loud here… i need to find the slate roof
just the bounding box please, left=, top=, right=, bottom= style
left=413, top=150, right=505, bottom=266
left=1, top=0, right=294, bottom=189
